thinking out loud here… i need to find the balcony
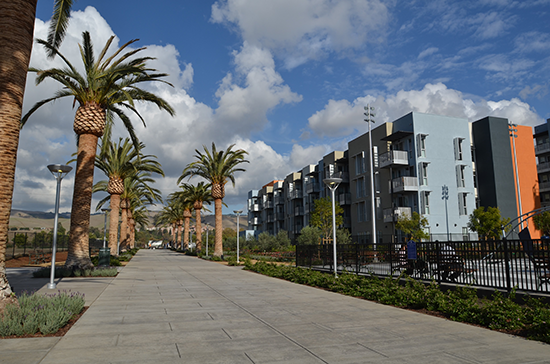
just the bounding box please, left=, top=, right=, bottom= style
left=294, top=206, right=305, bottom=216
left=264, top=200, right=273, bottom=209
left=276, top=212, right=285, bottom=221
left=249, top=204, right=260, bottom=212
left=267, top=214, right=275, bottom=223
left=383, top=207, right=412, bottom=223
left=538, top=162, right=550, bottom=174
left=249, top=217, right=261, bottom=225
left=392, top=176, right=418, bottom=193
left=536, top=143, right=550, bottom=155
left=539, top=181, right=550, bottom=193
left=379, top=150, right=409, bottom=168
left=289, top=190, right=303, bottom=199
left=274, top=195, right=284, bottom=205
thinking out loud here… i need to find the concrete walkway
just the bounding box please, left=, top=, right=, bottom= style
left=2, top=249, right=550, bottom=364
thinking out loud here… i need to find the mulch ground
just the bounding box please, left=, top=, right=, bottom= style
left=5, top=251, right=68, bottom=268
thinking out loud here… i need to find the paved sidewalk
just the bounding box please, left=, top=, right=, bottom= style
left=2, top=249, right=550, bottom=364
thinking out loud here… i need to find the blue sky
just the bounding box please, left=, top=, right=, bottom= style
left=14, top=0, right=550, bottom=215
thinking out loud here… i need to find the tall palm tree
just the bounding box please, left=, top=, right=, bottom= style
left=179, top=143, right=249, bottom=257
left=21, top=31, right=174, bottom=268
left=0, top=0, right=73, bottom=299
left=178, top=182, right=213, bottom=253
left=94, top=138, right=163, bottom=254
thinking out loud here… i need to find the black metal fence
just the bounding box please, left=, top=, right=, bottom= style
left=6, top=231, right=105, bottom=259
left=296, top=239, right=550, bottom=294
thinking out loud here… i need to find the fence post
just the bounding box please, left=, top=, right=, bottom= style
left=503, top=238, right=512, bottom=293
left=436, top=240, right=441, bottom=286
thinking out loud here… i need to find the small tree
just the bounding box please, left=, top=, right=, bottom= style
left=467, top=206, right=510, bottom=240
left=336, top=228, right=352, bottom=245
left=310, top=197, right=344, bottom=240
left=396, top=212, right=430, bottom=242
left=297, top=226, right=322, bottom=245
left=533, top=211, right=550, bottom=236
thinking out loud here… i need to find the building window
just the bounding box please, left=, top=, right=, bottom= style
left=456, top=165, right=465, bottom=188
left=357, top=202, right=366, bottom=222
left=419, top=162, right=429, bottom=186
left=459, top=193, right=468, bottom=215
left=417, top=134, right=427, bottom=158
left=421, top=192, right=430, bottom=215
left=454, top=137, right=464, bottom=161
left=356, top=178, right=365, bottom=198
left=355, top=153, right=365, bottom=175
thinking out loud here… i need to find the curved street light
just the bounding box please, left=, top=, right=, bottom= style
left=47, top=164, right=72, bottom=289
left=323, top=176, right=342, bottom=278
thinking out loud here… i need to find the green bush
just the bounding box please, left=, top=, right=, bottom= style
left=0, top=291, right=85, bottom=336
left=91, top=255, right=121, bottom=266
left=32, top=267, right=118, bottom=278
left=244, top=261, right=550, bottom=344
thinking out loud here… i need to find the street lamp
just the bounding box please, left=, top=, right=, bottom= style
left=101, top=208, right=110, bottom=249
left=364, top=104, right=377, bottom=250
left=205, top=223, right=210, bottom=256
left=234, top=210, right=243, bottom=263
left=442, top=185, right=449, bottom=241
left=323, top=176, right=342, bottom=278
left=47, top=164, right=72, bottom=289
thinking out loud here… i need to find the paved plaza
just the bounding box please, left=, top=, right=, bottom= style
left=2, top=249, right=550, bottom=364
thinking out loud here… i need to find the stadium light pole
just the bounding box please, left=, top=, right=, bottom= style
left=234, top=210, right=243, bottom=263
left=47, top=164, right=72, bottom=289
left=364, top=104, right=377, bottom=250
left=323, top=176, right=342, bottom=278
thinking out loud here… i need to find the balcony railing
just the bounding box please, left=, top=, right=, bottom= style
left=537, top=162, right=550, bottom=173
left=249, top=217, right=261, bottom=225
left=539, top=181, right=550, bottom=192
left=289, top=190, right=303, bottom=199
left=306, top=182, right=320, bottom=194
left=392, top=176, right=418, bottom=192
left=249, top=204, right=260, bottom=212
left=264, top=200, right=273, bottom=209
left=295, top=206, right=305, bottom=216
left=383, top=207, right=412, bottom=223
left=379, top=150, right=409, bottom=168
left=535, top=142, right=550, bottom=155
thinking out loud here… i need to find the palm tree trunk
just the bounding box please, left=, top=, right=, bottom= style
left=184, top=217, right=190, bottom=249
left=195, top=208, right=202, bottom=252
left=214, top=198, right=223, bottom=257
left=65, top=133, right=97, bottom=269
left=177, top=220, right=182, bottom=249
left=109, top=194, right=120, bottom=256
left=129, top=219, right=135, bottom=249
left=0, top=0, right=38, bottom=298
left=171, top=223, right=176, bottom=246
left=120, top=206, right=128, bottom=251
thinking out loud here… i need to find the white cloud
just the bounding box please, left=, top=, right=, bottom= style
left=211, top=0, right=389, bottom=68
left=306, top=83, right=544, bottom=139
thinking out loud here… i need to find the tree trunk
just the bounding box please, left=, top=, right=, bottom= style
left=0, top=0, right=38, bottom=298
left=195, top=208, right=202, bottom=252
left=171, top=223, right=176, bottom=246
left=184, top=216, right=190, bottom=249
left=109, top=194, right=120, bottom=256
left=177, top=220, right=182, bottom=249
left=214, top=198, right=223, bottom=257
left=129, top=218, right=135, bottom=249
left=65, top=133, right=98, bottom=269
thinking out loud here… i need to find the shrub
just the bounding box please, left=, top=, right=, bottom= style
left=0, top=291, right=85, bottom=337
left=32, top=267, right=118, bottom=278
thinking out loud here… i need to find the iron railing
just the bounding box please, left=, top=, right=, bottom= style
left=296, top=239, right=550, bottom=294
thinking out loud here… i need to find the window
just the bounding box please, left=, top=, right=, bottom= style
left=373, top=146, right=378, bottom=168
left=454, top=137, right=464, bottom=161
left=421, top=192, right=430, bottom=215
left=357, top=202, right=366, bottom=222
left=417, top=134, right=427, bottom=157
left=456, top=165, right=466, bottom=188
left=459, top=193, right=468, bottom=215
left=356, top=178, right=365, bottom=198
left=418, top=162, right=429, bottom=186
left=355, top=153, right=365, bottom=175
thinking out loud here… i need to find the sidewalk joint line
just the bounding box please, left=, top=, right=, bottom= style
left=222, top=328, right=232, bottom=339
left=175, top=343, right=182, bottom=358
left=357, top=342, right=389, bottom=358
left=244, top=352, right=256, bottom=363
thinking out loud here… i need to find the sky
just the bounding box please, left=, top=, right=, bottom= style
left=13, top=0, right=550, bottom=216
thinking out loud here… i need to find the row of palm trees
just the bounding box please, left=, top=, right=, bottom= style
left=156, top=143, right=249, bottom=257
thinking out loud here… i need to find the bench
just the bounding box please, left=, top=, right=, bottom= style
left=427, top=251, right=476, bottom=283
left=531, top=252, right=550, bottom=288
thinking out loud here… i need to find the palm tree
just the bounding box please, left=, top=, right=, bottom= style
left=168, top=190, right=194, bottom=250
left=179, top=143, right=249, bottom=257
left=21, top=31, right=174, bottom=268
left=155, top=203, right=182, bottom=247
left=178, top=182, right=213, bottom=253
left=94, top=138, right=163, bottom=254
left=0, top=0, right=73, bottom=299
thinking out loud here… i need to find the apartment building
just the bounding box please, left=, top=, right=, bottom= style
left=534, top=119, right=550, bottom=207
left=247, top=111, right=540, bottom=243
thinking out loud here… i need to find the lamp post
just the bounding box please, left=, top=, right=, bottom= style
left=101, top=208, right=110, bottom=249
left=442, top=185, right=449, bottom=241
left=205, top=223, right=210, bottom=256
left=323, top=176, right=342, bottom=278
left=47, top=164, right=72, bottom=289
left=234, top=210, right=242, bottom=263
left=364, top=104, right=377, bottom=249
left=509, top=123, right=524, bottom=230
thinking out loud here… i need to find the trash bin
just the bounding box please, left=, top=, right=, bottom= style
left=98, top=247, right=110, bottom=267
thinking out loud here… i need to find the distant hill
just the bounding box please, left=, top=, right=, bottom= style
left=9, top=209, right=249, bottom=231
